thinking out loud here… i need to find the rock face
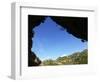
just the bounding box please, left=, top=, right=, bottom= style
left=28, top=15, right=88, bottom=66
left=50, top=16, right=88, bottom=41
left=28, top=15, right=45, bottom=66
left=28, top=52, right=41, bottom=66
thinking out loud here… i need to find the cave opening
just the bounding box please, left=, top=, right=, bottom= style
left=28, top=15, right=88, bottom=66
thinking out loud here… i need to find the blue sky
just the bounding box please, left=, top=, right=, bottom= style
left=32, top=17, right=87, bottom=60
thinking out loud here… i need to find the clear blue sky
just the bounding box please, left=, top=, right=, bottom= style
left=32, top=17, right=87, bottom=60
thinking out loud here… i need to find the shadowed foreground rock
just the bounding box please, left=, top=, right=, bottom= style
left=28, top=52, right=41, bottom=66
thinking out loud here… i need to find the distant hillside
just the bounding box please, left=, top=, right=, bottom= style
left=42, top=49, right=88, bottom=66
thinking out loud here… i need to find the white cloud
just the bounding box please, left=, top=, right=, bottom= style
left=60, top=54, right=67, bottom=57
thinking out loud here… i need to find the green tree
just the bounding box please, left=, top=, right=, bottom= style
left=42, top=59, right=58, bottom=65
